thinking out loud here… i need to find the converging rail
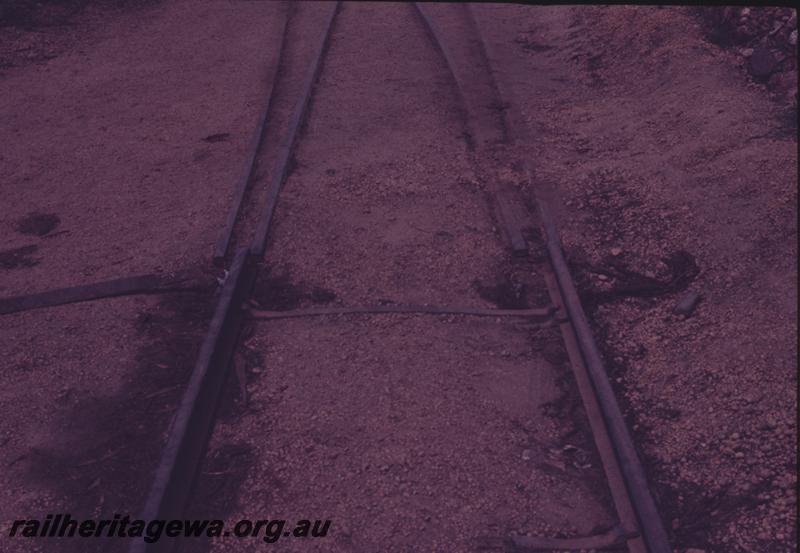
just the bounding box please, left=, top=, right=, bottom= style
left=136, top=2, right=673, bottom=551
left=0, top=2, right=672, bottom=552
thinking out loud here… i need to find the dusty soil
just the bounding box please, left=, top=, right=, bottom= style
left=0, top=0, right=283, bottom=297
left=0, top=290, right=216, bottom=553
left=259, top=1, right=526, bottom=308
left=0, top=2, right=281, bottom=552
left=190, top=316, right=612, bottom=553
left=476, top=4, right=797, bottom=553
left=0, top=1, right=159, bottom=70
left=188, top=2, right=617, bottom=553
left=1, top=3, right=795, bottom=553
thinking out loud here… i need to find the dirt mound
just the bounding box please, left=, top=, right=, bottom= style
left=697, top=7, right=797, bottom=104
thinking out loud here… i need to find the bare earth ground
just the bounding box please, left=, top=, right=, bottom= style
left=477, top=4, right=797, bottom=553
left=0, top=1, right=158, bottom=70
left=0, top=3, right=796, bottom=553
left=262, top=0, right=505, bottom=307
left=0, top=292, right=215, bottom=553
left=193, top=317, right=612, bottom=553
left=0, top=0, right=282, bottom=296
left=0, top=2, right=280, bottom=552
left=189, top=3, right=615, bottom=552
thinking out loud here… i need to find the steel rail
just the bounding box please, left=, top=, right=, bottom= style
left=248, top=304, right=556, bottom=321
left=126, top=6, right=670, bottom=553
left=412, top=2, right=528, bottom=257
left=467, top=6, right=672, bottom=553
left=129, top=5, right=341, bottom=552
left=129, top=249, right=257, bottom=553
left=538, top=193, right=672, bottom=553
left=478, top=523, right=639, bottom=551
left=411, top=2, right=471, bottom=127
left=213, top=2, right=291, bottom=265
left=249, top=1, right=341, bottom=258
left=0, top=270, right=216, bottom=315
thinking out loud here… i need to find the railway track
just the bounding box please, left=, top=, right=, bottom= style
left=0, top=3, right=671, bottom=552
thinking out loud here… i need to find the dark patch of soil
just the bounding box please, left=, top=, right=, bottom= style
left=1, top=0, right=88, bottom=28
left=657, top=478, right=775, bottom=550
left=696, top=7, right=740, bottom=47
left=0, top=0, right=159, bottom=28
left=183, top=441, right=255, bottom=520
left=251, top=266, right=337, bottom=311
left=475, top=273, right=529, bottom=309
left=0, top=244, right=40, bottom=269
left=776, top=106, right=798, bottom=135
left=0, top=0, right=164, bottom=72
left=571, top=249, right=700, bottom=313
left=135, top=290, right=216, bottom=367
left=16, top=211, right=61, bottom=236
left=310, top=285, right=336, bottom=304
left=20, top=290, right=215, bottom=553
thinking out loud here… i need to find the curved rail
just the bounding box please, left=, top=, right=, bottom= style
left=125, top=4, right=670, bottom=553
left=411, top=2, right=470, bottom=127
left=467, top=6, right=672, bottom=553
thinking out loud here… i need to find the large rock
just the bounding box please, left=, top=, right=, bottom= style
left=748, top=47, right=779, bottom=80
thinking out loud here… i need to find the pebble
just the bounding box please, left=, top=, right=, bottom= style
left=742, top=48, right=754, bottom=58
left=610, top=247, right=622, bottom=256
left=521, top=449, right=532, bottom=461
left=673, top=291, right=701, bottom=316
